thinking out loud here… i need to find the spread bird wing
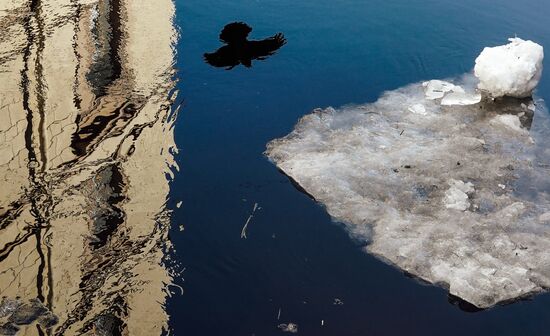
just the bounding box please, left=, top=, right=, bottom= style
left=248, top=33, right=287, bottom=59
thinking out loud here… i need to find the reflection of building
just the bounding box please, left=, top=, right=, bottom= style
left=0, top=0, right=178, bottom=334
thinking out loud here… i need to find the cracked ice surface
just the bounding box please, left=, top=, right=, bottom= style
left=265, top=75, right=550, bottom=308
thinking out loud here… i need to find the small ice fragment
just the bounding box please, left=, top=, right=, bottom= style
left=423, top=80, right=456, bottom=99
left=451, top=179, right=475, bottom=193
left=474, top=37, right=544, bottom=98
left=423, top=81, right=481, bottom=106
left=444, top=179, right=474, bottom=211
left=539, top=212, right=550, bottom=222
left=408, top=104, right=427, bottom=115
left=490, top=114, right=524, bottom=132
left=528, top=103, right=536, bottom=111
left=498, top=184, right=506, bottom=189
left=498, top=202, right=525, bottom=218
left=441, top=91, right=482, bottom=106
left=176, top=201, right=182, bottom=208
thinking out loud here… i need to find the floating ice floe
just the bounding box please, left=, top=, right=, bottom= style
left=266, top=39, right=550, bottom=309
left=475, top=37, right=544, bottom=98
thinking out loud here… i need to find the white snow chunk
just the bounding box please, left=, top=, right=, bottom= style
left=474, top=37, right=544, bottom=98
left=408, top=103, right=427, bottom=115
left=444, top=180, right=474, bottom=211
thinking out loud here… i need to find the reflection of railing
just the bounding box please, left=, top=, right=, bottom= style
left=0, top=0, right=178, bottom=334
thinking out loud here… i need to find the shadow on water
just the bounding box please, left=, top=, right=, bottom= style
left=0, top=0, right=179, bottom=334
left=204, top=22, right=286, bottom=70
left=448, top=295, right=486, bottom=313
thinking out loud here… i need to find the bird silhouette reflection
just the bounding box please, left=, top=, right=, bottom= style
left=204, top=22, right=286, bottom=69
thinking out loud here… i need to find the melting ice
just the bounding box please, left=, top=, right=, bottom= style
left=266, top=39, right=550, bottom=308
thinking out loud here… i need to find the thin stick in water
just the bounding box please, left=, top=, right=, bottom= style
left=241, top=202, right=259, bottom=239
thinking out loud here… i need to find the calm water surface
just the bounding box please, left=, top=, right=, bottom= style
left=1, top=0, right=550, bottom=335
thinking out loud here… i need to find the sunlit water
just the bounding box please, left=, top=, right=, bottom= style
left=1, top=0, right=550, bottom=335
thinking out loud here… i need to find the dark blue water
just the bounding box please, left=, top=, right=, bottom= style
left=167, top=0, right=550, bottom=334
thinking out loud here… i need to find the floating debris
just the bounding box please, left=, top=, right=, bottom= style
left=241, top=202, right=259, bottom=239
left=278, top=322, right=298, bottom=333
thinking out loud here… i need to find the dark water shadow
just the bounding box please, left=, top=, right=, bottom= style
left=204, top=22, right=286, bottom=70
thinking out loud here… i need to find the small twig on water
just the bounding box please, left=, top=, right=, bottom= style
left=241, top=202, right=259, bottom=239
left=277, top=308, right=281, bottom=320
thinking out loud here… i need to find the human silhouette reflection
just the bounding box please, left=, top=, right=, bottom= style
left=204, top=22, right=286, bottom=69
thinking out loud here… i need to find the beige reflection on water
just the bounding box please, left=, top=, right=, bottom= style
left=0, top=0, right=179, bottom=334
